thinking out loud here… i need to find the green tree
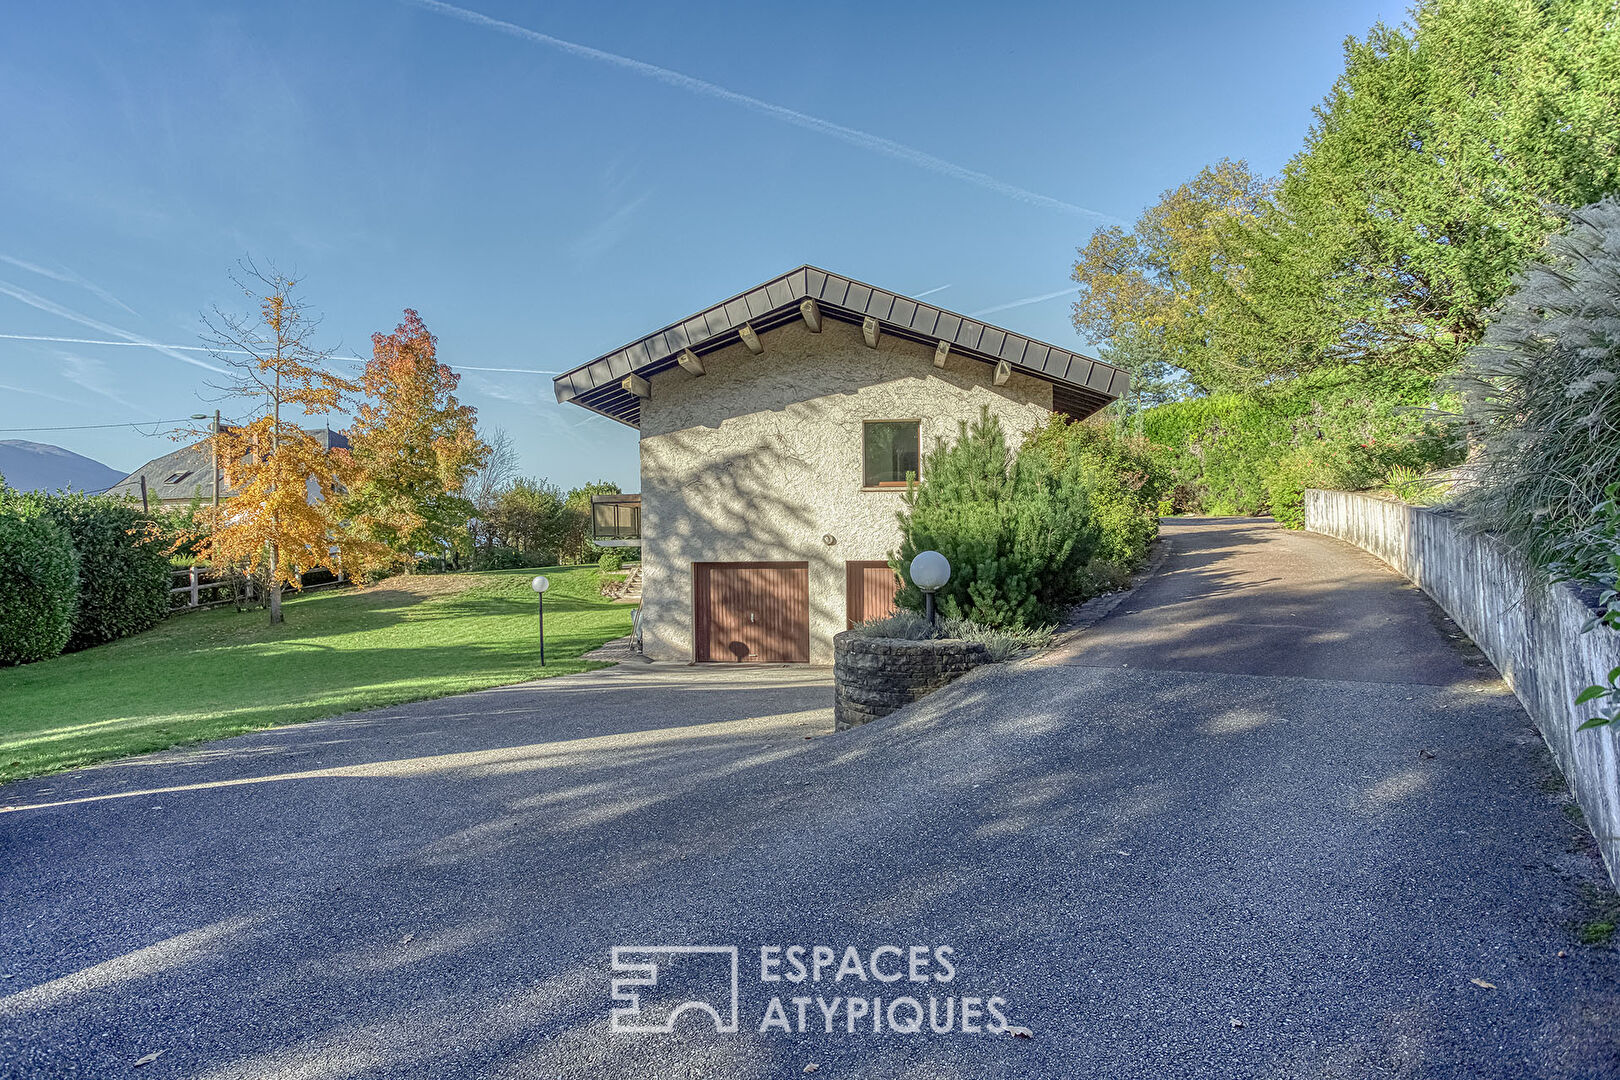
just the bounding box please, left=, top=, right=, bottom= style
left=560, top=480, right=621, bottom=564
left=1071, top=159, right=1272, bottom=391
left=497, top=478, right=571, bottom=561
left=1098, top=330, right=1193, bottom=419
left=1075, top=0, right=1620, bottom=393
left=1021, top=415, right=1172, bottom=566
left=1238, top=0, right=1620, bottom=384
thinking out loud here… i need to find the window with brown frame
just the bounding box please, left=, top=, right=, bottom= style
left=862, top=420, right=920, bottom=488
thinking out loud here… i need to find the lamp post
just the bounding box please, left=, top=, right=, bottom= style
left=909, top=550, right=951, bottom=626
left=531, top=575, right=551, bottom=666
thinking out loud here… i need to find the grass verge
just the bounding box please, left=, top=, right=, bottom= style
left=0, top=566, right=630, bottom=784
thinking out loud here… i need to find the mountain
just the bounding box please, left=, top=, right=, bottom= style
left=0, top=441, right=127, bottom=495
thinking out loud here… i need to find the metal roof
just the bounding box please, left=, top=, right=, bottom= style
left=552, top=265, right=1128, bottom=427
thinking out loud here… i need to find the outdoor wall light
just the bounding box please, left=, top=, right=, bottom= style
left=531, top=575, right=551, bottom=666
left=909, top=550, right=951, bottom=625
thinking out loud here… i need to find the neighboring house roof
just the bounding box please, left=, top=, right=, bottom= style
left=106, top=427, right=349, bottom=504
left=552, top=265, right=1129, bottom=427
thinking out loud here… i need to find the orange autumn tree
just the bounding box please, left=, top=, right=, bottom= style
left=341, top=310, right=489, bottom=570
left=200, top=263, right=363, bottom=624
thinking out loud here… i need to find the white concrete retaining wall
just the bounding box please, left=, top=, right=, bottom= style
left=1305, top=489, right=1620, bottom=884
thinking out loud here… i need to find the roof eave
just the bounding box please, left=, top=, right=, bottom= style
left=553, top=265, right=1127, bottom=428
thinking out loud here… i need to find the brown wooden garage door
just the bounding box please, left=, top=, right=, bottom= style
left=845, top=560, right=900, bottom=629
left=694, top=562, right=810, bottom=663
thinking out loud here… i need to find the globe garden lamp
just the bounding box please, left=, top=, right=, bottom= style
left=531, top=575, right=551, bottom=666
left=909, top=550, right=951, bottom=626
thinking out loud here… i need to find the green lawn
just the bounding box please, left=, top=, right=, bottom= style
left=0, top=566, right=632, bottom=785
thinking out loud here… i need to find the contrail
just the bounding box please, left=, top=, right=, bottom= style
left=0, top=333, right=226, bottom=355
left=0, top=381, right=78, bottom=406
left=0, top=282, right=227, bottom=374
left=970, top=288, right=1073, bottom=317
left=456, top=365, right=562, bottom=374
left=401, top=0, right=1119, bottom=221
left=0, top=254, right=140, bottom=317
left=0, top=334, right=559, bottom=375
left=913, top=284, right=953, bottom=299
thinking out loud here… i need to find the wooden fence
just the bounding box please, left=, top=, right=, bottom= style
left=169, top=567, right=349, bottom=613
left=169, top=567, right=235, bottom=612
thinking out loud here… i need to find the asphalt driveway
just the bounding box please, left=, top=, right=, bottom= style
left=2, top=518, right=1617, bottom=1078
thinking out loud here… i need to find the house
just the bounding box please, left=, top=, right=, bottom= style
left=553, top=266, right=1127, bottom=664
left=106, top=426, right=350, bottom=510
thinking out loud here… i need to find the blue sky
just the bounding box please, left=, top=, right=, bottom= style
left=0, top=0, right=1398, bottom=489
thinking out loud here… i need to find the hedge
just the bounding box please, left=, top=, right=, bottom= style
left=31, top=492, right=172, bottom=650
left=0, top=500, right=79, bottom=665
left=1021, top=415, right=1173, bottom=568
left=1137, top=375, right=1459, bottom=524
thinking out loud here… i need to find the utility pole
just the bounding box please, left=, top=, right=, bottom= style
left=268, top=330, right=283, bottom=626
left=212, top=409, right=221, bottom=517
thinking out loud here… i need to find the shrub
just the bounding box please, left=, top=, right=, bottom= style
left=1021, top=415, right=1170, bottom=568
left=850, top=610, right=936, bottom=641
left=597, top=549, right=625, bottom=574
left=937, top=616, right=1054, bottom=661
left=847, top=609, right=1054, bottom=661
left=1383, top=465, right=1445, bottom=506
left=0, top=497, right=79, bottom=665
left=893, top=409, right=1101, bottom=629
left=1260, top=447, right=1348, bottom=529
left=469, top=546, right=557, bottom=571
left=20, top=491, right=171, bottom=650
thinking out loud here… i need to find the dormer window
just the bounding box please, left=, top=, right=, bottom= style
left=862, top=420, right=920, bottom=489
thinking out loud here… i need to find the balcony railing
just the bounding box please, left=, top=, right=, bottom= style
left=592, top=493, right=641, bottom=546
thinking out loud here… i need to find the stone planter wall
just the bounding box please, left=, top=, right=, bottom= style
left=833, top=631, right=991, bottom=731
left=1306, top=489, right=1620, bottom=887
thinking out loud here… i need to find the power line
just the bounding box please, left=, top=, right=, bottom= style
left=0, top=417, right=199, bottom=434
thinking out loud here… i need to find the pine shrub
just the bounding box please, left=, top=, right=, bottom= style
left=893, top=410, right=1101, bottom=629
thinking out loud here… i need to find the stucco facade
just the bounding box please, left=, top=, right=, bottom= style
left=637, top=319, right=1053, bottom=664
